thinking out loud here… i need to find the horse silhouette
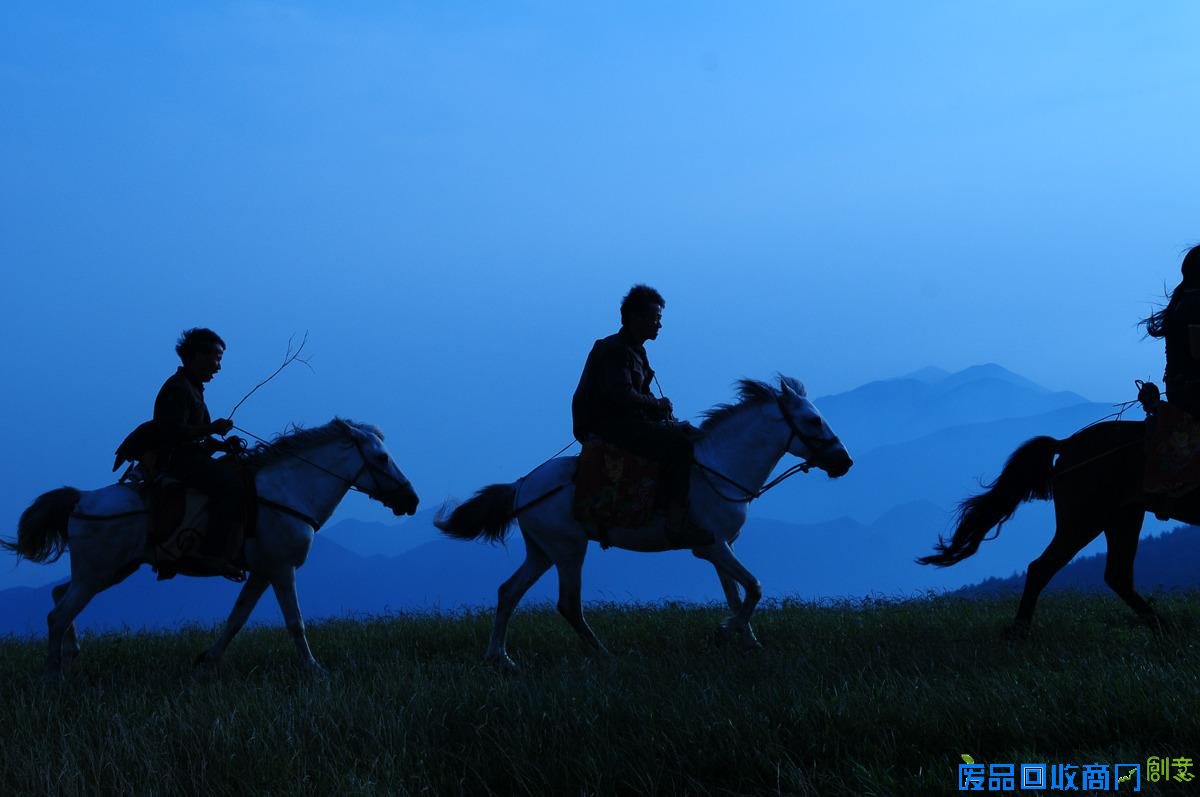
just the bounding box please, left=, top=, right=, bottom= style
left=4, top=419, right=418, bottom=676
left=435, top=376, right=853, bottom=669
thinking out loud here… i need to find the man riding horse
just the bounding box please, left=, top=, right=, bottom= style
left=1144, top=245, right=1200, bottom=416
left=571, top=285, right=704, bottom=543
left=119, top=328, right=247, bottom=577
left=1139, top=245, right=1200, bottom=506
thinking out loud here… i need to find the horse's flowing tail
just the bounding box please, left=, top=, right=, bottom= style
left=918, top=436, right=1060, bottom=567
left=2, top=487, right=81, bottom=564
left=434, top=483, right=518, bottom=544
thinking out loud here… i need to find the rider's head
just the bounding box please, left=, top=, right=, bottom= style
left=620, top=284, right=665, bottom=342
left=1182, top=244, right=1200, bottom=285
left=176, top=327, right=226, bottom=383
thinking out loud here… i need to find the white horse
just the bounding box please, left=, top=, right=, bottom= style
left=4, top=419, right=418, bottom=676
left=435, top=376, right=852, bottom=669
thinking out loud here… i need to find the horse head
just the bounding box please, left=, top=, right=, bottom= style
left=776, top=376, right=853, bottom=478
left=337, top=420, right=420, bottom=516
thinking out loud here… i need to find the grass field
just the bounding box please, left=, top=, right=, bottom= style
left=1, top=592, right=1197, bottom=795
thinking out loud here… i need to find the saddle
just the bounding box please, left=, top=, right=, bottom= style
left=1140, top=382, right=1200, bottom=517
left=572, top=439, right=663, bottom=545
left=117, top=458, right=254, bottom=582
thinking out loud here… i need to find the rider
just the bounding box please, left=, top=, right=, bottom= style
left=1144, top=244, right=1200, bottom=417
left=571, top=285, right=704, bottom=543
left=153, top=328, right=247, bottom=575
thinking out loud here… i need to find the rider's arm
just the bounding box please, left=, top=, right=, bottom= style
left=596, top=347, right=669, bottom=416
left=153, top=381, right=223, bottom=445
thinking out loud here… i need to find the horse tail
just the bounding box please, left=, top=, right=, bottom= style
left=917, top=436, right=1060, bottom=567
left=434, top=483, right=518, bottom=544
left=2, top=487, right=81, bottom=564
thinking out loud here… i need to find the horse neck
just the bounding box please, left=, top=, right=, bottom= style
left=694, top=401, right=787, bottom=493
left=255, top=440, right=357, bottom=528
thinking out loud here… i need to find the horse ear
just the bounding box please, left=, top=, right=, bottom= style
left=779, top=376, right=794, bottom=396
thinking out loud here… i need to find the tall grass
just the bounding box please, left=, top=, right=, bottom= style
left=1, top=592, right=1196, bottom=795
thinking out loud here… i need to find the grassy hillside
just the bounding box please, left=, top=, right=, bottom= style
left=2, top=593, right=1197, bottom=795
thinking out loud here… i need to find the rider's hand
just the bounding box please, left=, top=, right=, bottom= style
left=657, top=397, right=673, bottom=416
left=210, top=418, right=234, bottom=436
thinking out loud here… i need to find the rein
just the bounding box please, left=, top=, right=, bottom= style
left=232, top=422, right=407, bottom=527
left=693, top=395, right=833, bottom=504
left=695, top=459, right=814, bottom=503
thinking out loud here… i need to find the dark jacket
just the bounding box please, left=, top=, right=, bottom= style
left=1165, top=287, right=1200, bottom=392
left=572, top=331, right=668, bottom=442
left=153, top=367, right=216, bottom=458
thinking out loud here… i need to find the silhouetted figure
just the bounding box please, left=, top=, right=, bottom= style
left=152, top=328, right=246, bottom=577
left=1143, top=244, right=1200, bottom=416
left=572, top=285, right=701, bottom=541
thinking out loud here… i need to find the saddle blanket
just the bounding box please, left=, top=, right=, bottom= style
left=572, top=441, right=661, bottom=531
left=1145, top=401, right=1200, bottom=498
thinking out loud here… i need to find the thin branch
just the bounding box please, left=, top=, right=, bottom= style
left=228, top=332, right=314, bottom=418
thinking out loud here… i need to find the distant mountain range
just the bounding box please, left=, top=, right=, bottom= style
left=2, top=362, right=1185, bottom=636
left=809, top=362, right=1093, bottom=453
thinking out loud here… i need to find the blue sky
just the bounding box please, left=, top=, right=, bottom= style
left=3, top=2, right=1200, bottom=548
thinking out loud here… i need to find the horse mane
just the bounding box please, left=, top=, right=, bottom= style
left=699, top=376, right=806, bottom=431
left=242, top=418, right=382, bottom=470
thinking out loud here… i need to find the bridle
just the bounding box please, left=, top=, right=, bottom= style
left=340, top=422, right=414, bottom=505
left=694, top=393, right=842, bottom=504
left=234, top=421, right=412, bottom=528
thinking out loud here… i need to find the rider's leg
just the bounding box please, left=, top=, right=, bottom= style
left=612, top=424, right=701, bottom=541
left=164, top=452, right=245, bottom=575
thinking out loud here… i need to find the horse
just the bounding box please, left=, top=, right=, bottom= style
left=917, top=419, right=1175, bottom=634
left=3, top=418, right=419, bottom=676
left=434, top=376, right=853, bottom=669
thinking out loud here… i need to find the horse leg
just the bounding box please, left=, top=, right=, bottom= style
left=51, top=582, right=80, bottom=666
left=694, top=542, right=762, bottom=650
left=1102, top=507, right=1160, bottom=629
left=196, top=573, right=271, bottom=670
left=46, top=561, right=139, bottom=674
left=46, top=581, right=99, bottom=677
left=555, top=553, right=609, bottom=656
left=707, top=563, right=759, bottom=648
left=485, top=540, right=551, bottom=670
left=1013, top=519, right=1099, bottom=634
left=269, top=569, right=324, bottom=676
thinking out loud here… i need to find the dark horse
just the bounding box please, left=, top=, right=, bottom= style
left=917, top=419, right=1181, bottom=633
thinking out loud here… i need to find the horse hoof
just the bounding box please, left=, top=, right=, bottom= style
left=302, top=662, right=329, bottom=679
left=485, top=653, right=520, bottom=673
